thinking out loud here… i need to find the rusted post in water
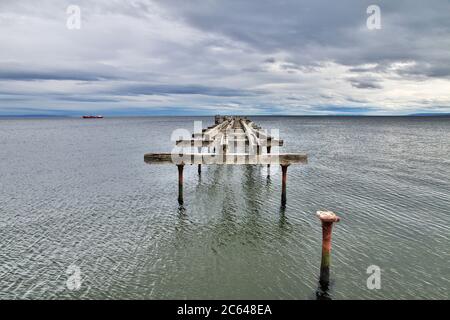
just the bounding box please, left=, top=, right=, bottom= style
left=317, top=211, right=340, bottom=286
left=267, top=146, right=271, bottom=173
left=177, top=164, right=184, bottom=205
left=280, top=164, right=289, bottom=206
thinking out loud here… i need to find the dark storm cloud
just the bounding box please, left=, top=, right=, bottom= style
left=0, top=62, right=128, bottom=82
left=157, top=0, right=450, bottom=77
left=118, top=84, right=266, bottom=97
left=0, top=70, right=116, bottom=81
left=348, top=77, right=382, bottom=89
left=349, top=65, right=381, bottom=73
left=55, top=96, right=120, bottom=103
left=396, top=63, right=450, bottom=80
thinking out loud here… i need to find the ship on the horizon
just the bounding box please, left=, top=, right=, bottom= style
left=82, top=115, right=104, bottom=119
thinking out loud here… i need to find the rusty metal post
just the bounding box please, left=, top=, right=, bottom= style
left=317, top=211, right=340, bottom=287
left=280, top=164, right=289, bottom=206
left=177, top=164, right=184, bottom=205
left=267, top=145, right=271, bottom=170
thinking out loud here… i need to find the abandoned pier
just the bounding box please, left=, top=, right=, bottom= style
left=144, top=115, right=307, bottom=206
left=144, top=116, right=341, bottom=297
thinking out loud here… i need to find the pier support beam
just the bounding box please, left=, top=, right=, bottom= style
left=280, top=164, right=289, bottom=206
left=177, top=164, right=184, bottom=205
left=317, top=211, right=340, bottom=288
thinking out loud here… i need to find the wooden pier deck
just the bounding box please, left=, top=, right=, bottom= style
left=144, top=116, right=307, bottom=205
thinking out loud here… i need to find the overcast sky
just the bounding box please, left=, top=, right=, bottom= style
left=0, top=0, right=449, bottom=115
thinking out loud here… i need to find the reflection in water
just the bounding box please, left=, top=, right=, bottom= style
left=175, top=204, right=188, bottom=234
left=177, top=164, right=184, bottom=205
left=177, top=205, right=186, bottom=217
left=243, top=165, right=263, bottom=214
left=160, top=152, right=353, bottom=300
left=316, top=277, right=332, bottom=300
left=177, top=165, right=296, bottom=258
left=265, top=169, right=272, bottom=188
left=174, top=204, right=191, bottom=254
left=278, top=206, right=288, bottom=230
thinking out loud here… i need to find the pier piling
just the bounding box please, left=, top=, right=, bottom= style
left=177, top=164, right=184, bottom=205
left=197, top=147, right=202, bottom=174
left=317, top=211, right=340, bottom=287
left=281, top=164, right=289, bottom=206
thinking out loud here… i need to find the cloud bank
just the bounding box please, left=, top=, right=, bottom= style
left=0, top=0, right=449, bottom=115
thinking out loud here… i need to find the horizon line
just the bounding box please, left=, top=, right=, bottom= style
left=1, top=113, right=450, bottom=118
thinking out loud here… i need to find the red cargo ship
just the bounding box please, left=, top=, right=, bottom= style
left=82, top=115, right=103, bottom=119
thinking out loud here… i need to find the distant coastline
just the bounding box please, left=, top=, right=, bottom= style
left=407, top=113, right=450, bottom=117
left=1, top=113, right=450, bottom=118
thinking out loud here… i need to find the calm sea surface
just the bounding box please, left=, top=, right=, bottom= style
left=0, top=116, right=449, bottom=299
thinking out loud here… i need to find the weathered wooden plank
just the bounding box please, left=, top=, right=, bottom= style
left=176, top=139, right=215, bottom=147
left=257, top=138, right=284, bottom=147
left=193, top=120, right=230, bottom=139
left=240, top=119, right=259, bottom=147
left=144, top=153, right=307, bottom=165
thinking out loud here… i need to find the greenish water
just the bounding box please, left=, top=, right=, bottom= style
left=0, top=116, right=449, bottom=299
